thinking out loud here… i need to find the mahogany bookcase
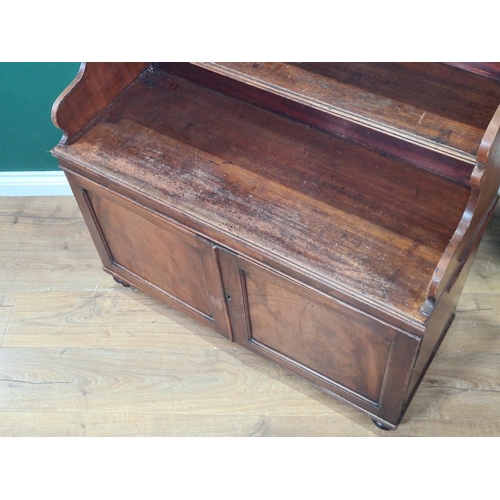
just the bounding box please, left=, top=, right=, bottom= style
left=52, top=63, right=500, bottom=429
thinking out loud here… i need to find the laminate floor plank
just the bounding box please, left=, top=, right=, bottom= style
left=0, top=196, right=97, bottom=254
left=0, top=196, right=111, bottom=293
left=0, top=254, right=113, bottom=293
left=0, top=293, right=17, bottom=345
left=0, top=347, right=351, bottom=416
left=391, top=418, right=500, bottom=437
left=439, top=294, right=500, bottom=353
left=2, top=410, right=499, bottom=437
left=0, top=412, right=376, bottom=437
left=404, top=386, right=500, bottom=423
left=3, top=291, right=227, bottom=349
left=0, top=196, right=499, bottom=436
left=421, top=352, right=500, bottom=392
left=0, top=292, right=17, bottom=308
left=458, top=207, right=500, bottom=294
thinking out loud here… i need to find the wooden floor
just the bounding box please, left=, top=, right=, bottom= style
left=0, top=196, right=499, bottom=436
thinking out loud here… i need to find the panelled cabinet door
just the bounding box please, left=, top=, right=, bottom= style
left=65, top=171, right=231, bottom=339
left=218, top=248, right=421, bottom=425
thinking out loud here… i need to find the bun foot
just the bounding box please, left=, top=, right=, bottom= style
left=372, top=419, right=392, bottom=431
left=113, top=276, right=131, bottom=288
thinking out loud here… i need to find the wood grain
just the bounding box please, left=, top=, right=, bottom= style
left=2, top=410, right=500, bottom=437
left=424, top=103, right=500, bottom=314
left=2, top=291, right=227, bottom=349
left=195, top=62, right=500, bottom=162
left=457, top=201, right=500, bottom=294
left=52, top=62, right=148, bottom=144
left=0, top=294, right=17, bottom=345
left=0, top=293, right=17, bottom=308
left=0, top=346, right=344, bottom=416
left=0, top=197, right=498, bottom=436
left=238, top=257, right=395, bottom=403
left=0, top=197, right=109, bottom=292
left=0, top=412, right=376, bottom=437
left=445, top=62, right=500, bottom=82
left=441, top=295, right=500, bottom=353
left=160, top=62, right=475, bottom=186
left=54, top=68, right=471, bottom=324
left=87, top=190, right=213, bottom=317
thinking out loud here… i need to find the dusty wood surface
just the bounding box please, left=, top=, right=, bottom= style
left=54, top=68, right=471, bottom=324
left=0, top=196, right=499, bottom=436
left=196, top=62, right=500, bottom=162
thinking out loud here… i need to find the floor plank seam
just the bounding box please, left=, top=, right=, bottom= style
left=422, top=384, right=500, bottom=394
left=0, top=292, right=17, bottom=347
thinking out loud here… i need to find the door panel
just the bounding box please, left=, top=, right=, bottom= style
left=244, top=269, right=391, bottom=402
left=65, top=170, right=231, bottom=336
left=219, top=248, right=419, bottom=421
left=87, top=190, right=212, bottom=317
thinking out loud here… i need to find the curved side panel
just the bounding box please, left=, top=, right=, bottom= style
left=423, top=104, right=500, bottom=315
left=51, top=62, right=149, bottom=144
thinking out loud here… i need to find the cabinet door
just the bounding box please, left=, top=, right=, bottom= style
left=218, top=249, right=420, bottom=425
left=65, top=171, right=231, bottom=338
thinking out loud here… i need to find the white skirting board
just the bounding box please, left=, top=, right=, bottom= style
left=1, top=170, right=499, bottom=198
left=0, top=171, right=72, bottom=196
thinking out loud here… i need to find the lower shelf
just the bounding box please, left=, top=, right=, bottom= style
left=53, top=65, right=471, bottom=325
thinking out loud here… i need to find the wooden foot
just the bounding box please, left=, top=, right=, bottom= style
left=372, top=419, right=392, bottom=431
left=113, top=276, right=131, bottom=287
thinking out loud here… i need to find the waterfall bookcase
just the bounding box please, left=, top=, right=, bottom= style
left=52, top=62, right=500, bottom=430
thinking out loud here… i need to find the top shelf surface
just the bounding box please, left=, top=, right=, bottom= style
left=195, top=62, right=500, bottom=163
left=54, top=66, right=471, bottom=326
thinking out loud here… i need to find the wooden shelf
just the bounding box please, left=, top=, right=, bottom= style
left=54, top=66, right=471, bottom=324
left=193, top=62, right=500, bottom=164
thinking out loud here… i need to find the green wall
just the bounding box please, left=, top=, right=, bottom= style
left=0, top=63, right=80, bottom=172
